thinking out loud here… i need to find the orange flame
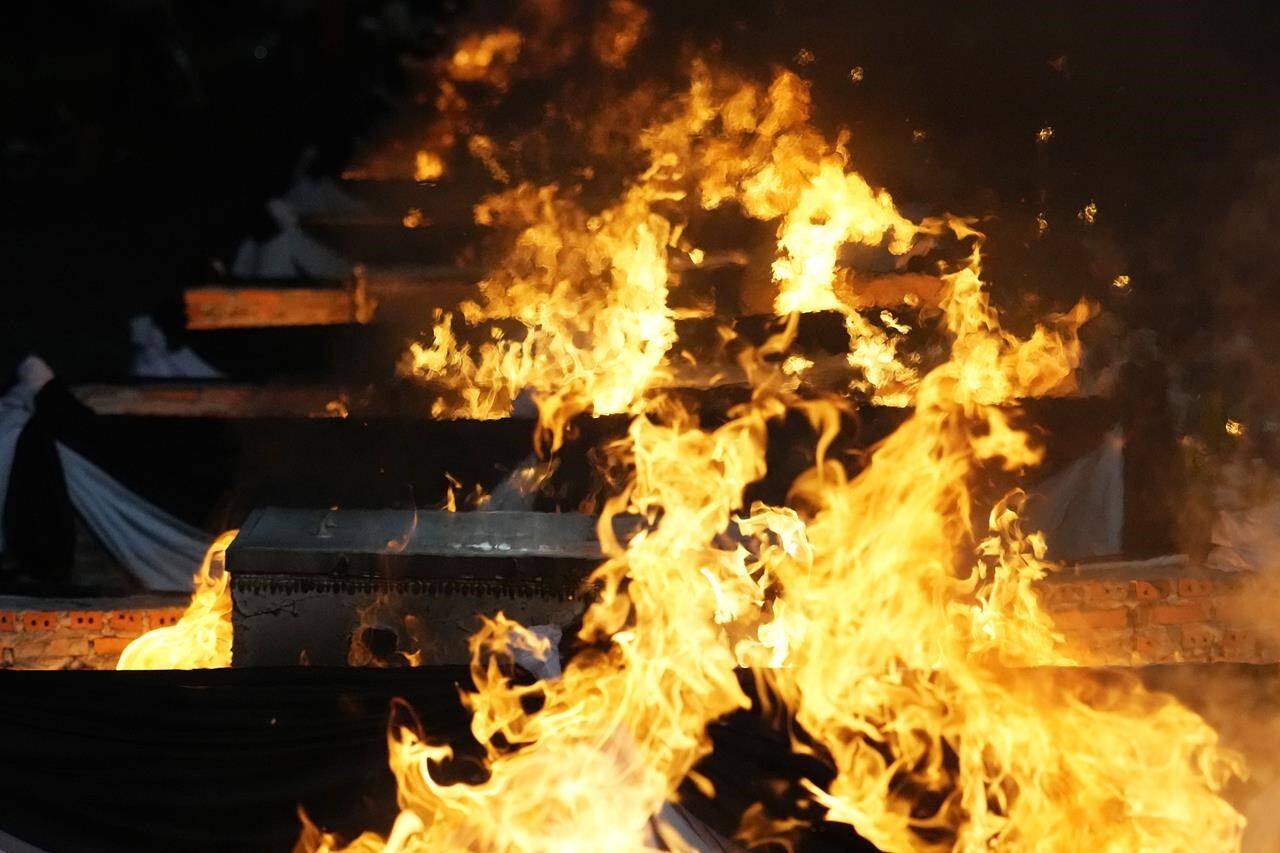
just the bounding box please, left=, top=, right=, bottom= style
left=315, top=60, right=1242, bottom=851
left=116, top=531, right=237, bottom=671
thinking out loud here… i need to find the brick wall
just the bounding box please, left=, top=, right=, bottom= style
left=1, top=559, right=1273, bottom=670
left=1041, top=557, right=1277, bottom=666
left=0, top=595, right=189, bottom=670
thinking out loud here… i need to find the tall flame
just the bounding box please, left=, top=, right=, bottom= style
left=322, top=60, right=1244, bottom=851
left=116, top=531, right=237, bottom=671
left=403, top=181, right=678, bottom=451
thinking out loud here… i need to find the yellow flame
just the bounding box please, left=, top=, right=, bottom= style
left=321, top=61, right=1243, bottom=852
left=592, top=0, right=649, bottom=68
left=116, top=531, right=237, bottom=671
left=447, top=28, right=522, bottom=87
left=414, top=152, right=445, bottom=182
left=403, top=181, right=678, bottom=451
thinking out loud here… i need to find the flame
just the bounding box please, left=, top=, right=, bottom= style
left=313, top=60, right=1243, bottom=852
left=403, top=181, right=678, bottom=451
left=592, top=0, right=649, bottom=68
left=349, top=594, right=426, bottom=668
left=413, top=152, right=444, bottom=183
left=116, top=531, right=237, bottom=671
left=447, top=28, right=523, bottom=88
left=317, top=227, right=1242, bottom=848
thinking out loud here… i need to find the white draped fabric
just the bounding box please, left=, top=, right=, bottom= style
left=0, top=381, right=205, bottom=591
left=1024, top=427, right=1125, bottom=561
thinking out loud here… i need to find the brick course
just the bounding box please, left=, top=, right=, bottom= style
left=0, top=560, right=1272, bottom=670
left=1044, top=560, right=1273, bottom=666
left=0, top=596, right=189, bottom=670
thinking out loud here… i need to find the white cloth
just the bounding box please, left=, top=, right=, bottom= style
left=0, top=376, right=206, bottom=591
left=284, top=176, right=368, bottom=217
left=1207, top=501, right=1280, bottom=572
left=231, top=199, right=354, bottom=280
left=507, top=624, right=563, bottom=680
left=130, top=316, right=225, bottom=379
left=1024, top=427, right=1124, bottom=561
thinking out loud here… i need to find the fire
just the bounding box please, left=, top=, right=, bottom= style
left=402, top=181, right=678, bottom=451
left=446, top=28, right=523, bottom=88
left=413, top=152, right=444, bottom=183
left=309, top=57, right=1245, bottom=850
left=116, top=531, right=237, bottom=671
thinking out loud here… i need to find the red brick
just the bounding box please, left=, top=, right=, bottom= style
left=1041, top=582, right=1084, bottom=609
left=1218, top=628, right=1261, bottom=663
left=1211, top=595, right=1257, bottom=625
left=1084, top=580, right=1129, bottom=605
left=1053, top=607, right=1130, bottom=631
left=46, top=637, right=90, bottom=658
left=0, top=612, right=14, bottom=632
left=1132, top=579, right=1172, bottom=602
left=67, top=611, right=104, bottom=631
left=1178, top=623, right=1219, bottom=659
left=1133, top=628, right=1176, bottom=662
left=108, top=611, right=148, bottom=634
left=1146, top=603, right=1204, bottom=625
left=93, top=637, right=134, bottom=657
left=150, top=608, right=186, bottom=628
left=1176, top=577, right=1214, bottom=598
left=1083, top=629, right=1135, bottom=665
left=22, top=612, right=59, bottom=631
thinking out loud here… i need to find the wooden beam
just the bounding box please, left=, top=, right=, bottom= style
left=72, top=384, right=357, bottom=418
left=185, top=283, right=369, bottom=330
left=184, top=273, right=480, bottom=330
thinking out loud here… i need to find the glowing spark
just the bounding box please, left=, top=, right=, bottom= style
left=849, top=66, right=865, bottom=83
left=1037, top=125, right=1055, bottom=143
left=402, top=208, right=425, bottom=229
left=1112, top=274, right=1131, bottom=290
left=1078, top=200, right=1098, bottom=224
left=794, top=48, right=815, bottom=66
left=414, top=151, right=444, bottom=182
left=1036, top=212, right=1049, bottom=236
left=781, top=355, right=814, bottom=376
left=1226, top=419, right=1245, bottom=437
left=879, top=311, right=910, bottom=334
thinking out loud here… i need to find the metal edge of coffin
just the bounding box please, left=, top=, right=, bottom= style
left=226, top=508, right=635, bottom=668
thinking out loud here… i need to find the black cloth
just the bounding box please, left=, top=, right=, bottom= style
left=2, top=410, right=75, bottom=583
left=1118, top=360, right=1182, bottom=556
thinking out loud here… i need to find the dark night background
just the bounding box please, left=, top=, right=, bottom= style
left=2, top=0, right=1280, bottom=397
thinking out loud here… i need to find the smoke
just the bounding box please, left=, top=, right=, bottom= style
left=1145, top=663, right=1280, bottom=853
